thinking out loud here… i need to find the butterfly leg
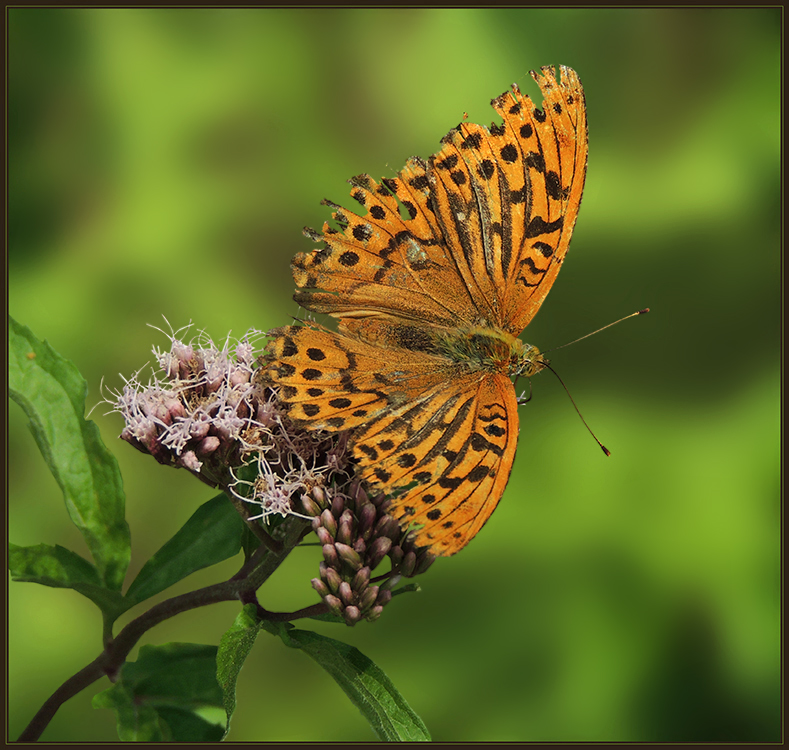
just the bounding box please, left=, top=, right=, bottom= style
left=516, top=378, right=533, bottom=406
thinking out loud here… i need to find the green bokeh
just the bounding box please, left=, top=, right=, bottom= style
left=9, top=8, right=779, bottom=742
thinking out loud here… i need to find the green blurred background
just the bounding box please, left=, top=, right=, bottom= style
left=8, top=8, right=780, bottom=742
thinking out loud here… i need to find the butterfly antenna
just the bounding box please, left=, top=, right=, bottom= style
left=541, top=361, right=611, bottom=457
left=543, top=308, right=649, bottom=354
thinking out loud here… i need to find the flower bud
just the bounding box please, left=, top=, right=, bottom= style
left=376, top=589, right=392, bottom=607
left=330, top=494, right=345, bottom=519
left=315, top=526, right=334, bottom=547
left=335, top=542, right=363, bottom=571
left=414, top=551, right=436, bottom=576
left=322, top=544, right=339, bottom=568
left=343, top=606, right=362, bottom=626
left=374, top=515, right=400, bottom=541
left=311, top=486, right=326, bottom=507
left=353, top=537, right=366, bottom=556
left=337, top=510, right=355, bottom=546
left=255, top=401, right=277, bottom=427
left=320, top=509, right=337, bottom=538
left=178, top=359, right=194, bottom=382
left=322, top=566, right=342, bottom=595
left=370, top=493, right=388, bottom=509
left=235, top=341, right=254, bottom=365
left=311, top=578, right=329, bottom=598
left=366, top=605, right=384, bottom=622
left=366, top=536, right=392, bottom=569
left=399, top=550, right=417, bottom=578
left=164, top=397, right=186, bottom=421
left=349, top=481, right=366, bottom=505
left=189, top=420, right=210, bottom=440
left=359, top=585, right=379, bottom=613
left=230, top=368, right=251, bottom=387
left=389, top=546, right=404, bottom=567
left=301, top=496, right=321, bottom=517
left=196, top=436, right=220, bottom=456
left=150, top=402, right=172, bottom=425
left=338, top=581, right=354, bottom=607
left=357, top=503, right=377, bottom=541
left=180, top=451, right=202, bottom=472
left=324, top=595, right=343, bottom=617
left=351, top=566, right=371, bottom=593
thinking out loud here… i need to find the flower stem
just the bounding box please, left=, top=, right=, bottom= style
left=17, top=516, right=309, bottom=742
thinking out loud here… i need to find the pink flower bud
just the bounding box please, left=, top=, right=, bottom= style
left=322, top=544, right=339, bottom=568
left=351, top=567, right=370, bottom=593
left=230, top=369, right=251, bottom=387
left=357, top=503, right=377, bottom=541
left=366, top=537, right=392, bottom=569
left=366, top=605, right=384, bottom=622
left=322, top=566, right=342, bottom=595
left=359, top=585, right=378, bottom=612
left=180, top=451, right=202, bottom=472
left=330, top=494, right=345, bottom=518
left=311, top=578, right=329, bottom=598
left=196, top=436, right=220, bottom=456
left=399, top=550, right=417, bottom=578
left=316, top=526, right=333, bottom=547
left=189, top=420, right=210, bottom=440
left=343, top=606, right=362, bottom=626
left=320, top=509, right=337, bottom=538
left=338, top=581, right=353, bottom=606
left=335, top=542, right=362, bottom=572
left=302, top=496, right=321, bottom=517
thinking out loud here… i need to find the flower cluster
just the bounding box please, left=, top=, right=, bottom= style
left=105, top=324, right=348, bottom=522
left=304, top=482, right=435, bottom=625
left=107, top=323, right=435, bottom=625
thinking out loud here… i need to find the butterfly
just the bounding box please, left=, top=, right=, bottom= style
left=267, top=65, right=588, bottom=556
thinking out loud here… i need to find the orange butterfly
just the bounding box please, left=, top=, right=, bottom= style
left=267, top=65, right=588, bottom=556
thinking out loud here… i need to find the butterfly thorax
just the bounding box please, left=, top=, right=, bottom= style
left=435, top=325, right=547, bottom=379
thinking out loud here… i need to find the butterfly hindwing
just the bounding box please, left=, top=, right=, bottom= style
left=271, top=326, right=521, bottom=556
left=354, top=373, right=519, bottom=554
left=268, top=323, right=457, bottom=432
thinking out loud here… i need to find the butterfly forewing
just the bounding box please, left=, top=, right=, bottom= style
left=291, top=168, right=479, bottom=328
left=501, top=65, right=587, bottom=332
left=431, top=65, right=587, bottom=335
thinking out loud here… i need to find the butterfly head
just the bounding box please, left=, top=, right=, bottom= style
left=510, top=338, right=548, bottom=380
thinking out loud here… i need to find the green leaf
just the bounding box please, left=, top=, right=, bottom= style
left=93, top=642, right=226, bottom=742
left=8, top=317, right=130, bottom=590
left=275, top=624, right=431, bottom=741
left=9, top=542, right=127, bottom=618
left=92, top=682, right=170, bottom=742
left=124, top=493, right=244, bottom=606
left=216, top=604, right=263, bottom=737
